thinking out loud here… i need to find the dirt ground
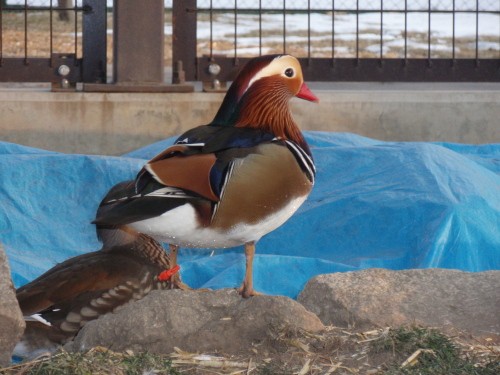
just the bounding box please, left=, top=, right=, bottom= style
left=165, top=326, right=499, bottom=374
left=2, top=325, right=498, bottom=374
left=0, top=11, right=171, bottom=66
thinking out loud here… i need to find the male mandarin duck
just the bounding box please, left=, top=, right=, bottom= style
left=94, top=54, right=318, bottom=297
left=15, top=228, right=183, bottom=355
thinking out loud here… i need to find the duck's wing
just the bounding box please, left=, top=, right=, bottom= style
left=16, top=250, right=160, bottom=321
left=93, top=125, right=276, bottom=227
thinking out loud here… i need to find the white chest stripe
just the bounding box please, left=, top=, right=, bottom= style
left=270, top=138, right=315, bottom=184
left=211, top=159, right=237, bottom=221
left=283, top=140, right=316, bottom=184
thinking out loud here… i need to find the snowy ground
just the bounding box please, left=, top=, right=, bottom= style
left=193, top=10, right=500, bottom=58
left=5, top=0, right=500, bottom=59
left=178, top=0, right=500, bottom=58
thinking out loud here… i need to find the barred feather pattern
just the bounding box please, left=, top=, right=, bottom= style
left=59, top=270, right=170, bottom=334
left=129, top=233, right=171, bottom=269
left=58, top=233, right=171, bottom=335
left=23, top=233, right=173, bottom=338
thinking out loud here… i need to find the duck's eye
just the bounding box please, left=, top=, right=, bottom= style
left=284, top=68, right=294, bottom=78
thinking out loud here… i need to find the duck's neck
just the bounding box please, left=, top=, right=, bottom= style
left=233, top=79, right=307, bottom=150
left=129, top=233, right=171, bottom=268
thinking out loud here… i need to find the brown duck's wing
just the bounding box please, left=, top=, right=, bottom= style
left=16, top=251, right=161, bottom=317
left=38, top=264, right=161, bottom=337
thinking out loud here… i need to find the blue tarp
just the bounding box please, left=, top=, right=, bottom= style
left=1, top=132, right=499, bottom=299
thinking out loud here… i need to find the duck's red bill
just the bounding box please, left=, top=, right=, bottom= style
left=296, top=82, right=319, bottom=103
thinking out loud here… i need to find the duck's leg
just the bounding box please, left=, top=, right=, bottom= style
left=237, top=241, right=261, bottom=298
left=169, top=244, right=179, bottom=268
left=168, top=244, right=190, bottom=290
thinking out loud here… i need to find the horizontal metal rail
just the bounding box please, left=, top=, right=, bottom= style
left=196, top=56, right=499, bottom=82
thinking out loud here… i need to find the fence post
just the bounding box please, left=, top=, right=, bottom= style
left=112, top=0, right=164, bottom=84
left=172, top=0, right=197, bottom=82
left=82, top=0, right=107, bottom=83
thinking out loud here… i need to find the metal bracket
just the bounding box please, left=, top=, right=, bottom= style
left=202, top=56, right=228, bottom=92
left=202, top=80, right=227, bottom=92
left=172, top=60, right=186, bottom=84
left=51, top=53, right=79, bottom=91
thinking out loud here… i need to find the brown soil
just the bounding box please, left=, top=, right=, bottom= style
left=165, top=325, right=498, bottom=374
left=2, top=325, right=497, bottom=375
left=0, top=11, right=172, bottom=66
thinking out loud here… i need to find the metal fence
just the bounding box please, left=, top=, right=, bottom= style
left=174, top=0, right=500, bottom=83
left=0, top=0, right=106, bottom=86
left=1, top=0, right=499, bottom=85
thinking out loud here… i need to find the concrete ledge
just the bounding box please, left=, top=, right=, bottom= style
left=1, top=83, right=499, bottom=155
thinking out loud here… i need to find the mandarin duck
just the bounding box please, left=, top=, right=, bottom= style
left=93, top=54, right=318, bottom=297
left=15, top=228, right=183, bottom=357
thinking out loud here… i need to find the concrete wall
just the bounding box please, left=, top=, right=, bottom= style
left=1, top=83, right=499, bottom=155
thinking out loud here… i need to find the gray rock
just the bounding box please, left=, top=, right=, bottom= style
left=69, top=288, right=324, bottom=355
left=0, top=244, right=25, bottom=366
left=298, top=268, right=500, bottom=337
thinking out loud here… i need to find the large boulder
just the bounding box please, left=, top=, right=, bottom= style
left=69, top=289, right=324, bottom=355
left=298, top=268, right=500, bottom=338
left=0, top=244, right=25, bottom=366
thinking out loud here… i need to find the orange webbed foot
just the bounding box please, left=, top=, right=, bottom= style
left=236, top=284, right=262, bottom=298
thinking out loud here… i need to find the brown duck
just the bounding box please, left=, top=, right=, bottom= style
left=14, top=227, right=183, bottom=358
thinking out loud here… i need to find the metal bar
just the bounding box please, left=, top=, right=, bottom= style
left=196, top=8, right=498, bottom=14
left=0, top=57, right=82, bottom=82
left=1, top=6, right=84, bottom=11
left=197, top=57, right=500, bottom=82
left=74, top=0, right=78, bottom=60
left=404, top=0, right=407, bottom=62
left=307, top=0, right=311, bottom=60
left=172, top=0, right=197, bottom=81
left=210, top=0, right=213, bottom=58
left=475, top=0, right=479, bottom=64
left=24, top=0, right=28, bottom=64
left=258, top=0, right=262, bottom=55
left=355, top=0, right=359, bottom=63
left=380, top=0, right=383, bottom=64
left=283, top=0, right=286, bottom=53
left=0, top=0, right=3, bottom=64
left=428, top=0, right=431, bottom=64
left=452, top=0, right=455, bottom=62
left=82, top=0, right=106, bottom=83
left=331, top=0, right=335, bottom=62
left=234, top=0, right=237, bottom=60
left=49, top=0, right=53, bottom=63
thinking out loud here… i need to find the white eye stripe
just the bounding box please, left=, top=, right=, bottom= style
left=245, top=56, right=282, bottom=93
left=244, top=55, right=300, bottom=94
